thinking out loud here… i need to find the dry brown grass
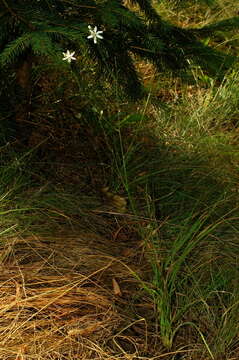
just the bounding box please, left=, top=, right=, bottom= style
left=0, top=232, right=160, bottom=360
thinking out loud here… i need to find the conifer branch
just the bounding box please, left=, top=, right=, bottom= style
left=1, top=0, right=35, bottom=31
left=0, top=0, right=238, bottom=99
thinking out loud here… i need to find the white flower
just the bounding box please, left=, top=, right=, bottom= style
left=62, top=50, right=76, bottom=63
left=87, top=25, right=103, bottom=44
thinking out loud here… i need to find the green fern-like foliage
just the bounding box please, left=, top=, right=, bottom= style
left=0, top=0, right=238, bottom=99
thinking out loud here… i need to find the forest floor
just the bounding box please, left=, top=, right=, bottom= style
left=0, top=122, right=166, bottom=360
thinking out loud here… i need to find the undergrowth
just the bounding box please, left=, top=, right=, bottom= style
left=98, top=63, right=239, bottom=358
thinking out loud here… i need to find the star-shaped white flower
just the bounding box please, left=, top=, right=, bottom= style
left=62, top=50, right=76, bottom=63
left=87, top=25, right=103, bottom=44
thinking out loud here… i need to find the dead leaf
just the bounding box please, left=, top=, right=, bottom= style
left=112, top=278, right=122, bottom=296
